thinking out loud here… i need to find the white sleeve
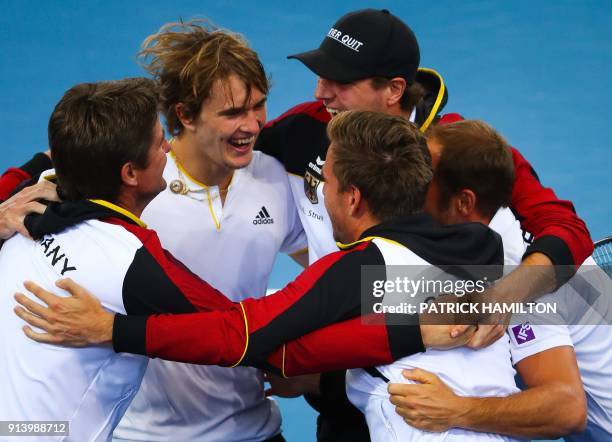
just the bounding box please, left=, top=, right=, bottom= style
left=489, top=207, right=528, bottom=266
left=508, top=323, right=573, bottom=365
left=279, top=172, right=307, bottom=255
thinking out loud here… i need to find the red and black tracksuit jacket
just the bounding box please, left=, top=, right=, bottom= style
left=25, top=201, right=504, bottom=376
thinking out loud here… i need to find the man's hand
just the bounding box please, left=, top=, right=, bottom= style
left=458, top=324, right=507, bottom=349
left=419, top=294, right=477, bottom=349
left=420, top=324, right=476, bottom=349
left=451, top=253, right=558, bottom=349
left=388, top=368, right=467, bottom=432
left=448, top=289, right=508, bottom=349
left=0, top=180, right=60, bottom=239
left=263, top=372, right=321, bottom=398
left=13, top=278, right=114, bottom=347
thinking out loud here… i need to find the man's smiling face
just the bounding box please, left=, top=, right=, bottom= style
left=190, top=74, right=267, bottom=173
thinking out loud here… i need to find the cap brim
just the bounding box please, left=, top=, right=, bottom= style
left=287, top=48, right=367, bottom=84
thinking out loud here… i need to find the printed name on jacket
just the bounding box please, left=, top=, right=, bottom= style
left=38, top=236, right=77, bottom=275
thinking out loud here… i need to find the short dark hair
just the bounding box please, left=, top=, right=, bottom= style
left=139, top=20, right=269, bottom=136
left=327, top=110, right=433, bottom=221
left=48, top=77, right=159, bottom=201
left=427, top=120, right=515, bottom=219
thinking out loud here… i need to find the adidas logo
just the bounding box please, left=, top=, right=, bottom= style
left=253, top=206, right=274, bottom=225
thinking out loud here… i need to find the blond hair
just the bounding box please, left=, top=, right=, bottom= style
left=140, top=20, right=269, bottom=135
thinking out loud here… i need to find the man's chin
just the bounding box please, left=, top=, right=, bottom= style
left=152, top=180, right=167, bottom=198
left=142, top=183, right=166, bottom=212
left=332, top=231, right=346, bottom=244
left=227, top=150, right=254, bottom=170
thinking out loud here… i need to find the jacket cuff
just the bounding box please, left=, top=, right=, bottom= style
left=20, top=152, right=52, bottom=178
left=112, top=314, right=148, bottom=355
left=524, top=235, right=576, bottom=285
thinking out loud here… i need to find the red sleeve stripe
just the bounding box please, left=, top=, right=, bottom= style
left=0, top=167, right=31, bottom=201
left=279, top=315, right=394, bottom=377
left=145, top=309, right=247, bottom=366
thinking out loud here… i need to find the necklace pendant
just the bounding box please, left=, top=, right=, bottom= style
left=169, top=179, right=188, bottom=195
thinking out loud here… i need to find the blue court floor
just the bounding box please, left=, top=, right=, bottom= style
left=1, top=1, right=610, bottom=440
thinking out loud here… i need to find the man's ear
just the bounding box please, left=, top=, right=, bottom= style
left=456, top=189, right=477, bottom=217
left=175, top=103, right=195, bottom=132
left=348, top=184, right=364, bottom=216
left=120, top=162, right=139, bottom=188
left=386, top=77, right=407, bottom=108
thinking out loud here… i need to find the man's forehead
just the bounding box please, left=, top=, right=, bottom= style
left=209, top=76, right=265, bottom=108
left=326, top=142, right=336, bottom=158
left=323, top=144, right=336, bottom=172
left=153, top=117, right=163, bottom=135
left=152, top=118, right=164, bottom=143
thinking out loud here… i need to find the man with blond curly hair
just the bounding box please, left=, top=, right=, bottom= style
left=107, top=21, right=306, bottom=442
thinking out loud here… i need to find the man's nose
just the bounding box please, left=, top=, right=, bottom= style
left=314, top=77, right=335, bottom=102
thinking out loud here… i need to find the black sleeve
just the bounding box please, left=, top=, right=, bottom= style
left=255, top=108, right=330, bottom=176
left=255, top=124, right=285, bottom=165
left=6, top=153, right=54, bottom=199
left=20, top=152, right=53, bottom=177
left=121, top=231, right=234, bottom=317
left=122, top=247, right=199, bottom=315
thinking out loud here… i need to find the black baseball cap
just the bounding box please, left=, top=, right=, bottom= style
left=288, top=9, right=420, bottom=84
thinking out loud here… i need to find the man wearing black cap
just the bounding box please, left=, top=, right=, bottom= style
left=289, top=9, right=420, bottom=85
left=255, top=8, right=593, bottom=442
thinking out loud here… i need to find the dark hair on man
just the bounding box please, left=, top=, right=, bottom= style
left=370, top=78, right=425, bottom=113
left=427, top=119, right=515, bottom=220
left=327, top=110, right=433, bottom=221
left=140, top=20, right=269, bottom=136
left=48, top=77, right=159, bottom=202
